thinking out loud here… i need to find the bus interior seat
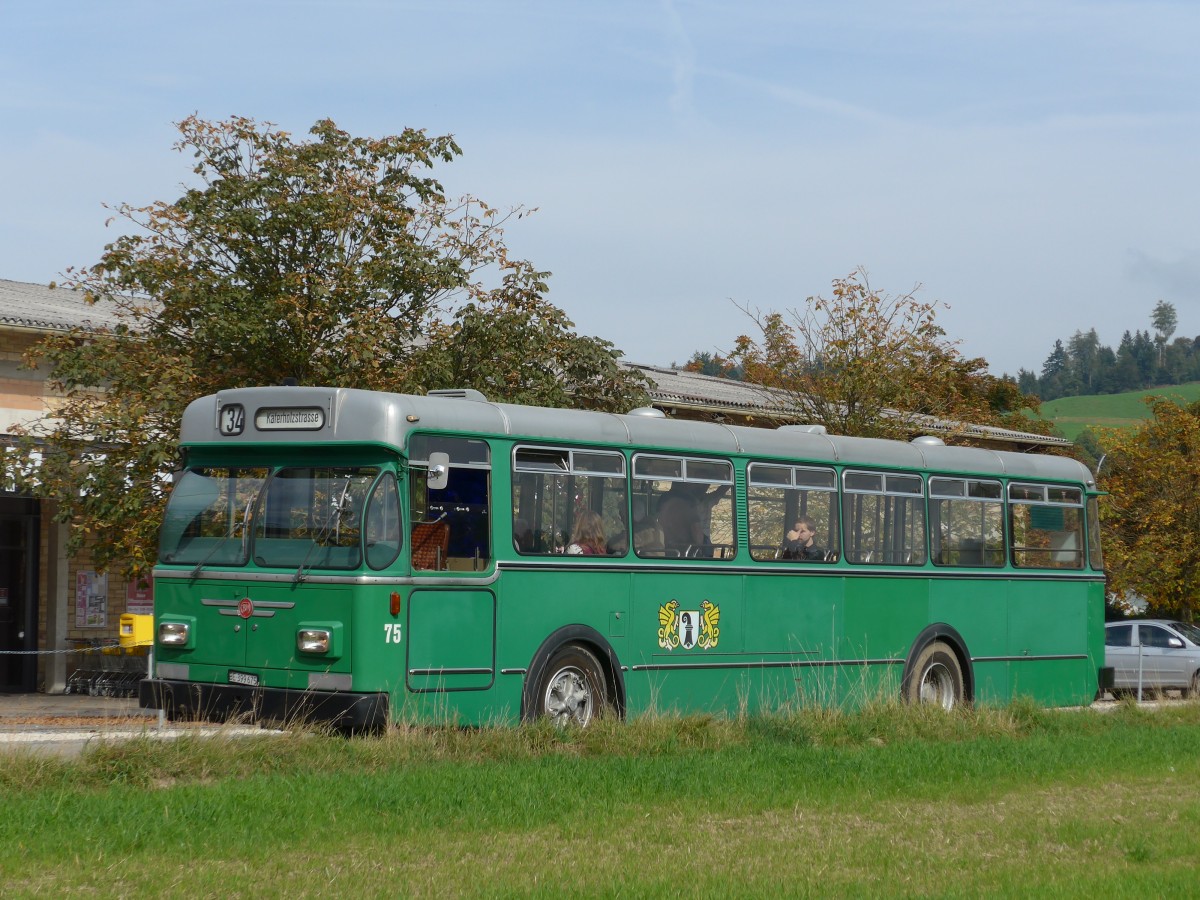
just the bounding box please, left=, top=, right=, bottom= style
left=411, top=520, right=450, bottom=570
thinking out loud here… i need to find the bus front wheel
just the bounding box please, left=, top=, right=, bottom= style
left=904, top=641, right=964, bottom=710
left=534, top=644, right=608, bottom=727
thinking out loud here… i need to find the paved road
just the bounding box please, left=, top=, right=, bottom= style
left=0, top=693, right=269, bottom=758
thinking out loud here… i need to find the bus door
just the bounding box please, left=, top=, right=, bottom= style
left=404, top=436, right=496, bottom=693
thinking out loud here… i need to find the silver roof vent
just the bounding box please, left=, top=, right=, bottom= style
left=627, top=406, right=667, bottom=418
left=427, top=389, right=488, bottom=402
left=911, top=435, right=945, bottom=446
left=777, top=424, right=828, bottom=435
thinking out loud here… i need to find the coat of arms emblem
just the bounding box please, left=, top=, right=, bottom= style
left=658, top=599, right=720, bottom=651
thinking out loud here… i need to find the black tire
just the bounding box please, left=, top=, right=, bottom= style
left=532, top=644, right=608, bottom=727
left=904, top=640, right=965, bottom=710
left=1186, top=672, right=1200, bottom=700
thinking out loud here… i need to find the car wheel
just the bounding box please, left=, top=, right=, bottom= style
left=904, top=640, right=964, bottom=710
left=533, top=644, right=607, bottom=727
left=1187, top=671, right=1200, bottom=700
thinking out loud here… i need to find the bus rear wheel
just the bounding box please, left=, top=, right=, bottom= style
left=534, top=644, right=607, bottom=727
left=905, top=641, right=964, bottom=710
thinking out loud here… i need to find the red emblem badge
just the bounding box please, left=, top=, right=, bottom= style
left=237, top=597, right=254, bottom=619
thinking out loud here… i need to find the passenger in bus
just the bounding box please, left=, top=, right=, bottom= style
left=630, top=508, right=665, bottom=556
left=780, top=516, right=824, bottom=561
left=658, top=482, right=729, bottom=557
left=606, top=506, right=629, bottom=555
left=566, top=509, right=607, bottom=556
left=513, top=518, right=535, bottom=553
left=658, top=482, right=703, bottom=555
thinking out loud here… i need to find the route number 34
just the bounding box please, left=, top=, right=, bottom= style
left=383, top=624, right=403, bottom=644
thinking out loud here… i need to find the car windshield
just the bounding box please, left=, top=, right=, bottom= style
left=1170, top=621, right=1200, bottom=644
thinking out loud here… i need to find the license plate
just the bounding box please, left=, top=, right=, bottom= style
left=228, top=670, right=259, bottom=687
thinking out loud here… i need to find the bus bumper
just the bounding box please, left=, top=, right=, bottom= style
left=139, top=678, right=389, bottom=733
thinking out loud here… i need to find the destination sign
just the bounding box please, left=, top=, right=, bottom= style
left=254, top=407, right=326, bottom=431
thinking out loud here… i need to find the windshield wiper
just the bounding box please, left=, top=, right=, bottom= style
left=189, top=495, right=255, bottom=581
left=294, top=480, right=353, bottom=585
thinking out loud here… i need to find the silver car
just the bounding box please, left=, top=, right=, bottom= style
left=1104, top=619, right=1200, bottom=698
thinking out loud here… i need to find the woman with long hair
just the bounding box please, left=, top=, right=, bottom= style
left=566, top=509, right=606, bottom=556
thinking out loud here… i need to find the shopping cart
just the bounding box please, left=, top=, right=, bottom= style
left=65, top=638, right=148, bottom=697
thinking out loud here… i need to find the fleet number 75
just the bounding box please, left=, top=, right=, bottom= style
left=383, top=624, right=402, bottom=643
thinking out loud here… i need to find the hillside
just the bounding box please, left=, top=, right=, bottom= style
left=1037, top=382, right=1200, bottom=441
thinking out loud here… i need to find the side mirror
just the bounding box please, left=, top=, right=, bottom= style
left=427, top=452, right=450, bottom=491
left=1168, top=636, right=1185, bottom=649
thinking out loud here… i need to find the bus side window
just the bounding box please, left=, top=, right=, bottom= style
left=929, top=478, right=1004, bottom=568
left=632, top=454, right=734, bottom=560
left=843, top=471, right=926, bottom=566
left=511, top=446, right=627, bottom=558
left=746, top=462, right=838, bottom=563
left=1009, top=483, right=1085, bottom=570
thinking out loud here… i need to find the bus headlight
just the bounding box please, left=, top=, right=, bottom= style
left=159, top=622, right=190, bottom=646
left=297, top=629, right=332, bottom=654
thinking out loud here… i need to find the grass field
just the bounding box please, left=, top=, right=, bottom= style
left=1038, top=383, right=1200, bottom=441
left=2, top=702, right=1199, bottom=897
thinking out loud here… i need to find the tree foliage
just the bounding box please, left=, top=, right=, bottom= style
left=9, top=115, right=647, bottom=575
left=711, top=269, right=1046, bottom=440
left=681, top=351, right=743, bottom=380
left=1022, top=301, right=1198, bottom=400
left=1100, top=398, right=1200, bottom=622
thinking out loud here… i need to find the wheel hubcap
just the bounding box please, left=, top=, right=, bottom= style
left=544, top=667, right=592, bottom=726
left=919, top=662, right=957, bottom=710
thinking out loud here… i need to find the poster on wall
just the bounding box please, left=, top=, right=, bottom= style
left=76, top=571, right=108, bottom=627
left=126, top=574, right=153, bottom=616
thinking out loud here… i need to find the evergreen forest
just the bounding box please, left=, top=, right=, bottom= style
left=1014, top=301, right=1198, bottom=401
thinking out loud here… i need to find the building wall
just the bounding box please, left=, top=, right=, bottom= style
left=37, top=519, right=148, bottom=693
left=0, top=330, right=51, bottom=435
left=1, top=321, right=143, bottom=693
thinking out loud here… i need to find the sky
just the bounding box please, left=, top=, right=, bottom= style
left=2, top=1, right=1197, bottom=377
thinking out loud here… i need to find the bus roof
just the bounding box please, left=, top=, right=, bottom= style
left=184, top=385, right=1095, bottom=487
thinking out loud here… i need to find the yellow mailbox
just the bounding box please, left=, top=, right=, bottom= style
left=119, top=613, right=154, bottom=651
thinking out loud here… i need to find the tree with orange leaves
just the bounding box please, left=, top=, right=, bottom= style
left=715, top=268, right=1047, bottom=441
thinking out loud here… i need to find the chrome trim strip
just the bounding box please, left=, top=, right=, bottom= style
left=159, top=567, right=501, bottom=587
left=408, top=667, right=494, bottom=676
left=159, top=563, right=1100, bottom=585
left=972, top=653, right=1088, bottom=663
left=216, top=608, right=278, bottom=618
left=500, top=668, right=528, bottom=675
left=631, top=657, right=903, bottom=672
left=201, top=598, right=295, bottom=609
left=495, top=561, right=1105, bottom=582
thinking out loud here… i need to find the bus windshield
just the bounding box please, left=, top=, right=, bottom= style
left=158, top=467, right=269, bottom=566
left=254, top=467, right=380, bottom=570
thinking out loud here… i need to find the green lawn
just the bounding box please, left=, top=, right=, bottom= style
left=1038, top=383, right=1200, bottom=441
left=2, top=703, right=1199, bottom=897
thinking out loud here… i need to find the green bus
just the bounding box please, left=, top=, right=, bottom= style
left=140, top=386, right=1110, bottom=730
